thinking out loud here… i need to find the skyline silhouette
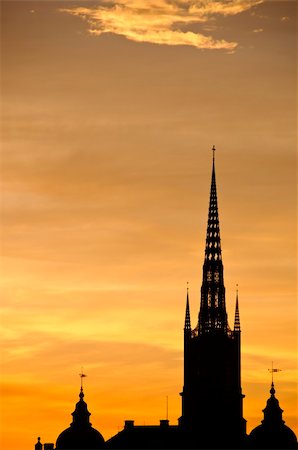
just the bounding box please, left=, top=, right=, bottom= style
left=35, top=152, right=297, bottom=449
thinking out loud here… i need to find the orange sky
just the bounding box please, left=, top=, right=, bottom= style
left=0, top=1, right=297, bottom=449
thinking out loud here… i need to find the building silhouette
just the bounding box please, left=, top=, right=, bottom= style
left=55, top=386, right=105, bottom=449
left=249, top=383, right=297, bottom=449
left=178, top=148, right=246, bottom=448
left=35, top=150, right=297, bottom=449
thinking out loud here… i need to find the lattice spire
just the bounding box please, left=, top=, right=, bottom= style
left=198, top=147, right=228, bottom=334
left=184, top=283, right=191, bottom=331
left=205, top=146, right=222, bottom=263
left=234, top=285, right=241, bottom=332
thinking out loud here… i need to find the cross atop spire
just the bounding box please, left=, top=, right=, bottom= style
left=212, top=145, right=216, bottom=161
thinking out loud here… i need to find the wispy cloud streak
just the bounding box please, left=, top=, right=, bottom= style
left=61, top=0, right=263, bottom=50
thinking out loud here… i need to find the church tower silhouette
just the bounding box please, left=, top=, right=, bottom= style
left=35, top=148, right=297, bottom=450
left=179, top=147, right=246, bottom=448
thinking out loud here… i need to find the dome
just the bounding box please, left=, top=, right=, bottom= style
left=249, top=383, right=297, bottom=449
left=56, top=387, right=105, bottom=449
left=249, top=423, right=297, bottom=449
left=56, top=425, right=105, bottom=449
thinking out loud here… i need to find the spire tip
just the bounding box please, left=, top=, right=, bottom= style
left=184, top=285, right=191, bottom=330
left=79, top=369, right=87, bottom=396
left=234, top=287, right=241, bottom=332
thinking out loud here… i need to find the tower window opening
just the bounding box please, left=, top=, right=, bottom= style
left=207, top=292, right=212, bottom=307
left=215, top=293, right=219, bottom=307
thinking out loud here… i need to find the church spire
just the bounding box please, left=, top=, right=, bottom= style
left=184, top=283, right=191, bottom=331
left=198, top=147, right=228, bottom=334
left=180, top=149, right=247, bottom=440
left=234, top=285, right=241, bottom=332
left=204, top=145, right=222, bottom=264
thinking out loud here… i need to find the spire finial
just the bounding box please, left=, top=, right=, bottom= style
left=268, top=362, right=281, bottom=385
left=212, top=145, right=216, bottom=161
left=79, top=368, right=87, bottom=398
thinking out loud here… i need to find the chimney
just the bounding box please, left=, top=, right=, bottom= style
left=124, top=420, right=134, bottom=430
left=160, top=420, right=169, bottom=427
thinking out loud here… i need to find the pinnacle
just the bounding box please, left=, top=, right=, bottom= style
left=184, top=287, right=191, bottom=331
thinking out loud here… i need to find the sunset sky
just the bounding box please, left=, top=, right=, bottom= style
left=1, top=1, right=297, bottom=449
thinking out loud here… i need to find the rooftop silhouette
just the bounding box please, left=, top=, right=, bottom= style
left=35, top=150, right=297, bottom=450
left=55, top=384, right=105, bottom=450
left=249, top=383, right=297, bottom=449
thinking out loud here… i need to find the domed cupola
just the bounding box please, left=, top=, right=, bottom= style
left=249, top=383, right=297, bottom=449
left=262, top=383, right=283, bottom=424
left=56, top=381, right=105, bottom=449
left=71, top=387, right=91, bottom=427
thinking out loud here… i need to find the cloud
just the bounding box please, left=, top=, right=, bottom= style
left=61, top=0, right=263, bottom=50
